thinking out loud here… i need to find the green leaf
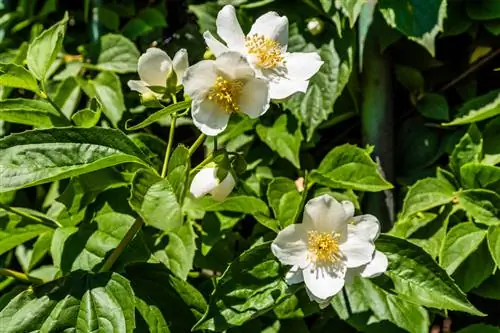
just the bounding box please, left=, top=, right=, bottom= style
left=272, top=289, right=319, bottom=319
left=130, top=169, right=182, bottom=232
left=284, top=38, right=353, bottom=140
left=444, top=90, right=500, bottom=126
left=389, top=212, right=437, bottom=238
left=193, top=242, right=289, bottom=331
left=335, top=0, right=366, bottom=27
left=126, top=263, right=207, bottom=333
left=488, top=225, right=500, bottom=268
left=439, top=222, right=487, bottom=274
left=0, top=127, right=151, bottom=192
left=0, top=271, right=135, bottom=332
left=461, top=163, right=500, bottom=193
left=266, top=177, right=301, bottom=228
left=27, top=230, right=53, bottom=270
left=344, top=276, right=430, bottom=333
left=148, top=221, right=196, bottom=280
left=96, top=34, right=140, bottom=73
left=466, top=0, right=500, bottom=20
left=27, top=13, right=68, bottom=81
left=0, top=63, right=40, bottom=93
left=71, top=107, right=101, bottom=127
left=455, top=189, right=500, bottom=225
left=167, top=145, right=190, bottom=203
left=190, top=196, right=269, bottom=216
left=311, top=144, right=393, bottom=192
left=379, top=0, right=446, bottom=56
left=450, top=125, right=482, bottom=178
left=51, top=187, right=151, bottom=273
left=416, top=93, right=449, bottom=121
left=91, top=71, right=126, bottom=127
left=125, top=100, right=191, bottom=131
left=256, top=114, right=302, bottom=168
left=0, top=98, right=66, bottom=127
left=452, top=240, right=496, bottom=292
left=457, top=324, right=500, bottom=333
left=473, top=271, right=500, bottom=300
left=53, top=76, right=81, bottom=118
left=403, top=178, right=455, bottom=216
left=0, top=212, right=52, bottom=256
left=376, top=234, right=484, bottom=315
left=395, top=65, right=424, bottom=93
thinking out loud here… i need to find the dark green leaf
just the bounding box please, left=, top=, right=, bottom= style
left=96, top=34, right=140, bottom=73
left=402, top=177, right=455, bottom=217
left=0, top=271, right=135, bottom=332
left=457, top=324, right=500, bottom=333
left=311, top=144, right=393, bottom=192
left=416, top=93, right=449, bottom=121
left=377, top=234, right=484, bottom=315
left=450, top=125, right=482, bottom=178
left=461, top=163, right=500, bottom=193
left=0, top=63, right=40, bottom=93
left=466, top=0, right=500, bottom=20
left=167, top=145, right=190, bottom=203
left=91, top=71, right=126, bottom=127
left=487, top=225, right=500, bottom=267
left=0, top=98, right=66, bottom=127
left=194, top=242, right=289, bottom=331
left=444, top=90, right=500, bottom=126
left=439, top=222, right=487, bottom=274
left=452, top=241, right=496, bottom=292
left=456, top=189, right=500, bottom=225
left=266, top=177, right=301, bottom=228
left=0, top=127, right=151, bottom=192
left=27, top=13, right=68, bottom=80
left=53, top=77, right=81, bottom=118
left=129, top=169, right=182, bottom=232
left=0, top=212, right=52, bottom=256
left=256, top=114, right=302, bottom=168
left=126, top=263, right=207, bottom=333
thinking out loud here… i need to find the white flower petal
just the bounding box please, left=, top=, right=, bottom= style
left=305, top=287, right=331, bottom=309
left=127, top=80, right=150, bottom=94
left=341, top=201, right=355, bottom=219
left=268, top=78, right=308, bottom=100
left=183, top=60, right=218, bottom=101
left=203, top=31, right=229, bottom=57
left=238, top=78, right=270, bottom=118
left=284, top=52, right=323, bottom=81
left=172, top=49, right=189, bottom=85
left=214, top=52, right=254, bottom=81
left=285, top=265, right=303, bottom=285
left=302, top=195, right=349, bottom=234
left=339, top=232, right=375, bottom=268
left=210, top=172, right=236, bottom=201
left=138, top=48, right=172, bottom=87
left=352, top=214, right=381, bottom=242
left=248, top=11, right=288, bottom=48
left=360, top=251, right=388, bottom=278
left=302, top=263, right=346, bottom=299
left=190, top=168, right=219, bottom=198
left=191, top=99, right=231, bottom=136
left=271, top=224, right=309, bottom=268
left=216, top=5, right=246, bottom=51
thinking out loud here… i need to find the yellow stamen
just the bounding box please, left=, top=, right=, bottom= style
left=245, top=34, right=284, bottom=69
left=207, top=76, right=243, bottom=113
left=307, top=230, right=341, bottom=264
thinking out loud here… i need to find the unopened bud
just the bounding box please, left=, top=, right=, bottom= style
left=307, top=18, right=324, bottom=36
left=140, top=91, right=162, bottom=108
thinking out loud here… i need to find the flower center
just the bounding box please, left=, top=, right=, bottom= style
left=245, top=34, right=284, bottom=69
left=207, top=76, right=243, bottom=113
left=307, top=230, right=341, bottom=264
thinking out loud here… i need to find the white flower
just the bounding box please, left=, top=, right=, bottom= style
left=190, top=167, right=236, bottom=201
left=204, top=5, right=324, bottom=100
left=271, top=194, right=385, bottom=305
left=128, top=47, right=188, bottom=97
left=182, top=51, right=269, bottom=136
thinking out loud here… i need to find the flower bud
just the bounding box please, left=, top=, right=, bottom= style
left=307, top=18, right=324, bottom=36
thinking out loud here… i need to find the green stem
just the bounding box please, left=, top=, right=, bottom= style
left=99, top=218, right=144, bottom=272
left=213, top=136, right=218, bottom=152
left=161, top=115, right=177, bottom=178
left=0, top=268, right=43, bottom=284
left=189, top=153, right=214, bottom=175
left=188, top=133, right=207, bottom=157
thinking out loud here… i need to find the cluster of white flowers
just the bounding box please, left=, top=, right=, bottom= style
left=128, top=6, right=387, bottom=307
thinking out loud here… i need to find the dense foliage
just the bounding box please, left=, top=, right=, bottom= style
left=0, top=0, right=499, bottom=332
